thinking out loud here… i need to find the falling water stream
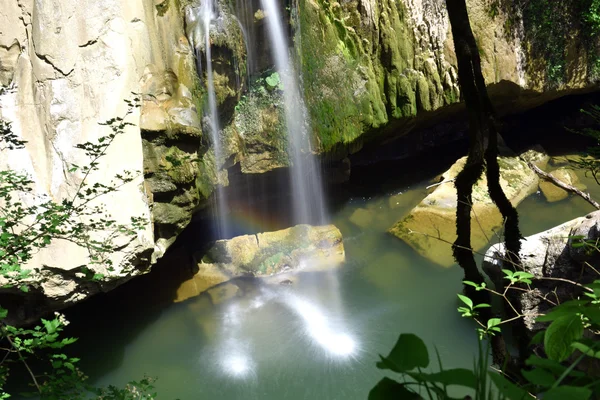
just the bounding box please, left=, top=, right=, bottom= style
left=186, top=0, right=327, bottom=236
left=259, top=0, right=327, bottom=225
left=186, top=1, right=231, bottom=238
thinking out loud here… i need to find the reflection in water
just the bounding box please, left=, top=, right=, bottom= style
left=68, top=173, right=486, bottom=399
left=220, top=349, right=254, bottom=378
left=281, top=293, right=357, bottom=357
left=213, top=271, right=358, bottom=380
left=216, top=304, right=256, bottom=380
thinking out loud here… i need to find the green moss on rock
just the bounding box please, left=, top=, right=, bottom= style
left=221, top=75, right=290, bottom=173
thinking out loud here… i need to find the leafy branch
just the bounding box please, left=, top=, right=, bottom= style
left=0, top=96, right=162, bottom=398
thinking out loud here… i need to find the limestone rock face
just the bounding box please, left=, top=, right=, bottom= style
left=0, top=0, right=212, bottom=322
left=221, top=79, right=290, bottom=174
left=175, top=224, right=345, bottom=302
left=389, top=151, right=541, bottom=266
left=483, top=210, right=600, bottom=332
left=298, top=0, right=600, bottom=154
left=1, top=0, right=599, bottom=320
left=520, top=145, right=551, bottom=170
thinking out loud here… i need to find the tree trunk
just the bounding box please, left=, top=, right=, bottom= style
left=446, top=0, right=527, bottom=368
left=446, top=0, right=524, bottom=288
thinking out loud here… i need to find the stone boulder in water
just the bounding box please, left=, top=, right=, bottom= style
left=483, top=210, right=600, bottom=333
left=388, top=151, right=543, bottom=267
left=539, top=167, right=587, bottom=203
left=175, top=224, right=345, bottom=302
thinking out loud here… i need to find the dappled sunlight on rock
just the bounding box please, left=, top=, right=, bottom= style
left=389, top=150, right=543, bottom=267
left=174, top=224, right=345, bottom=302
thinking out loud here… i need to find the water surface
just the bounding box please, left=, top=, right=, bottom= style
left=63, top=156, right=600, bottom=400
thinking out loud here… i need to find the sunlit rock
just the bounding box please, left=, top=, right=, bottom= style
left=483, top=210, right=600, bottom=332
left=520, top=145, right=550, bottom=169
left=0, top=0, right=200, bottom=323
left=299, top=0, right=600, bottom=156
left=389, top=150, right=543, bottom=267
left=539, top=167, right=586, bottom=203
left=175, top=224, right=345, bottom=302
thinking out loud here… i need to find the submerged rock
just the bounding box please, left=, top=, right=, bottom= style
left=349, top=208, right=375, bottom=229
left=175, top=224, right=345, bottom=302
left=389, top=150, right=542, bottom=267
left=483, top=210, right=600, bottom=332
left=539, top=167, right=586, bottom=202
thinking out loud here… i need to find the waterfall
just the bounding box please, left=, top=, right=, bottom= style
left=235, top=0, right=257, bottom=76
left=259, top=0, right=327, bottom=225
left=186, top=1, right=231, bottom=238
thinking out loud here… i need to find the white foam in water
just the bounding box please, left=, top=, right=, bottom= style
left=281, top=293, right=357, bottom=358
left=221, top=352, right=254, bottom=378
left=217, top=309, right=256, bottom=379
left=210, top=281, right=358, bottom=383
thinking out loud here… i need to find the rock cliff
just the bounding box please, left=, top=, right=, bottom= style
left=298, top=0, right=600, bottom=153
left=0, top=0, right=598, bottom=318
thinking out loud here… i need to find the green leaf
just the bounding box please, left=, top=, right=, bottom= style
left=582, top=307, right=600, bottom=325
left=0, top=307, right=7, bottom=319
left=368, top=378, right=419, bottom=400
left=521, top=368, right=555, bottom=388
left=529, top=331, right=545, bottom=345
left=571, top=342, right=600, bottom=359
left=571, top=241, right=586, bottom=249
left=502, top=269, right=515, bottom=278
left=536, top=300, right=586, bottom=322
left=543, top=386, right=592, bottom=400
left=525, top=355, right=570, bottom=375
left=265, top=72, right=281, bottom=89
left=489, top=372, right=530, bottom=400
left=544, top=315, right=584, bottom=362
left=42, top=318, right=59, bottom=335
left=457, top=294, right=473, bottom=309
left=376, top=333, right=429, bottom=373
left=487, top=318, right=501, bottom=329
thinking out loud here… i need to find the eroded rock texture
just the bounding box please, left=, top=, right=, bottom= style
left=0, top=0, right=598, bottom=319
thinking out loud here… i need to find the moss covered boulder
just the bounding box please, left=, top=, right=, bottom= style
left=389, top=151, right=542, bottom=267
left=296, top=0, right=600, bottom=156
left=221, top=76, right=290, bottom=173
left=175, top=224, right=345, bottom=302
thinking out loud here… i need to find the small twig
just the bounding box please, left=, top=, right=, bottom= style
left=1, top=327, right=41, bottom=392
left=507, top=286, right=558, bottom=307
left=426, top=178, right=456, bottom=190
left=584, top=261, right=600, bottom=276
left=538, top=276, right=595, bottom=292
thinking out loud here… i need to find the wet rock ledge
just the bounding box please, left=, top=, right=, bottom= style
left=175, top=224, right=345, bottom=302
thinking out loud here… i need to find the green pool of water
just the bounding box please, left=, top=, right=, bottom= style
left=57, top=159, right=600, bottom=400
